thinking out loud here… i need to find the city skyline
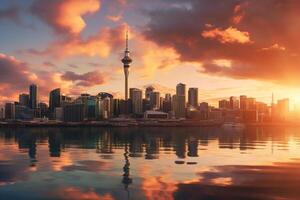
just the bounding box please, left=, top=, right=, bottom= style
left=0, top=0, right=300, bottom=108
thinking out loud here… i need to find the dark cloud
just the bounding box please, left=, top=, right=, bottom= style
left=0, top=5, right=20, bottom=23
left=143, top=0, right=300, bottom=85
left=0, top=54, right=32, bottom=95
left=61, top=70, right=109, bottom=87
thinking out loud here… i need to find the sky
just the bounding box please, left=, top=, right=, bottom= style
left=0, top=0, right=300, bottom=107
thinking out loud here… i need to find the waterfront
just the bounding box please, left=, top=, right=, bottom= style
left=1, top=127, right=300, bottom=199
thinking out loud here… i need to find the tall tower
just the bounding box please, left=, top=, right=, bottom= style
left=121, top=31, right=132, bottom=101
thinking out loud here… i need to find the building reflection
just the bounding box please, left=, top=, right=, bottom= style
left=48, top=132, right=61, bottom=157
left=122, top=143, right=132, bottom=200
left=0, top=126, right=295, bottom=168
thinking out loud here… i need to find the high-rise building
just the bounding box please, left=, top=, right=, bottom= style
left=219, top=100, right=230, bottom=109
left=113, top=99, right=120, bottom=117
left=63, top=103, right=84, bottom=122
left=49, top=88, right=61, bottom=113
left=130, top=88, right=143, bottom=114
left=5, top=103, right=15, bottom=120
left=150, top=92, right=160, bottom=110
left=176, top=83, right=186, bottom=96
left=29, top=84, right=38, bottom=109
left=174, top=83, right=186, bottom=118
left=100, top=97, right=112, bottom=119
left=162, top=98, right=172, bottom=113
left=165, top=93, right=172, bottom=102
left=230, top=96, right=239, bottom=110
left=145, top=86, right=154, bottom=100
left=247, top=98, right=256, bottom=110
left=19, top=93, right=29, bottom=107
left=240, top=95, right=248, bottom=110
left=38, top=102, right=48, bottom=118
left=188, top=88, right=198, bottom=108
left=0, top=108, right=4, bottom=120
left=121, top=31, right=132, bottom=101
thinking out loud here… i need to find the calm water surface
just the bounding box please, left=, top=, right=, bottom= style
left=1, top=127, right=300, bottom=200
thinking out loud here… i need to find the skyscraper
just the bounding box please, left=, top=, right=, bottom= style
left=19, top=93, right=29, bottom=107
left=175, top=83, right=186, bottom=118
left=176, top=83, right=186, bottom=96
left=240, top=95, right=248, bottom=110
left=229, top=96, right=239, bottom=110
left=49, top=88, right=61, bottom=113
left=5, top=103, right=15, bottom=120
left=145, top=86, right=155, bottom=100
left=121, top=31, right=132, bottom=101
left=188, top=88, right=198, bottom=108
left=130, top=88, right=143, bottom=114
left=150, top=92, right=160, bottom=110
left=29, top=84, right=38, bottom=109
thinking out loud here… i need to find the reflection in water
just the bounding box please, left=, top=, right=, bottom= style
left=175, top=160, right=300, bottom=200
left=0, top=127, right=300, bottom=199
left=122, top=143, right=132, bottom=199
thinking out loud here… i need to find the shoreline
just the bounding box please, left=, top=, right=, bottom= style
left=0, top=121, right=299, bottom=128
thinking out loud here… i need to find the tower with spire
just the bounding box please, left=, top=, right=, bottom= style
left=122, top=30, right=132, bottom=101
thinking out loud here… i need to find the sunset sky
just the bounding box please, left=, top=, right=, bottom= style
left=1, top=0, right=300, bottom=107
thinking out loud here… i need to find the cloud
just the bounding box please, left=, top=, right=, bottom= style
left=61, top=70, right=110, bottom=87
left=22, top=24, right=127, bottom=59
left=31, top=0, right=101, bottom=36
left=0, top=5, right=20, bottom=23
left=0, top=53, right=34, bottom=100
left=202, top=27, right=251, bottom=44
left=43, top=61, right=56, bottom=68
left=143, top=0, right=300, bottom=85
left=0, top=53, right=108, bottom=103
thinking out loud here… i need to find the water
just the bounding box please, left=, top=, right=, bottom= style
left=1, top=127, right=300, bottom=200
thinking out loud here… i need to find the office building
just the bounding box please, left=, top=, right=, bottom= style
left=29, top=84, right=38, bottom=109
left=240, top=95, right=248, bottom=110
left=219, top=100, right=230, bottom=109
left=174, top=83, right=186, bottom=118
left=230, top=96, right=239, bottom=110
left=145, top=86, right=154, bottom=100
left=0, top=108, right=4, bottom=120
left=38, top=102, right=48, bottom=118
left=247, top=98, right=256, bottom=110
left=63, top=103, right=84, bottom=122
left=113, top=99, right=120, bottom=117
left=5, top=103, right=15, bottom=120
left=130, top=88, right=143, bottom=114
left=150, top=92, right=160, bottom=110
left=49, top=88, right=61, bottom=113
left=19, top=94, right=29, bottom=107
left=100, top=97, right=112, bottom=119
left=188, top=88, right=198, bottom=108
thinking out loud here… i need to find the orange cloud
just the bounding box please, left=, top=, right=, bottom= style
left=261, top=43, right=286, bottom=51
left=31, top=0, right=101, bottom=35
left=52, top=187, right=114, bottom=200
left=202, top=27, right=252, bottom=44
left=24, top=24, right=127, bottom=59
